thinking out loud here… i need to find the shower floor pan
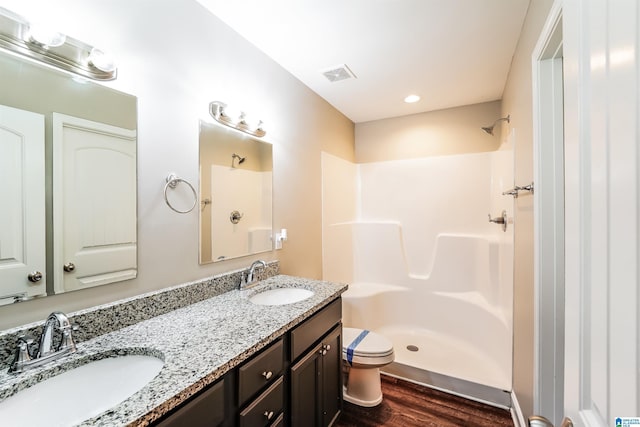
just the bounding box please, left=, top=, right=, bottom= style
left=378, top=326, right=511, bottom=406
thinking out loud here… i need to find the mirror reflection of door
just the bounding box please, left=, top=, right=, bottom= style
left=199, top=121, right=273, bottom=264
left=0, top=104, right=46, bottom=304
left=53, top=113, right=137, bottom=293
left=0, top=47, right=137, bottom=299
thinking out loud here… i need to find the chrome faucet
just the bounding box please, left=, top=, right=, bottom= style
left=240, top=260, right=267, bottom=289
left=38, top=312, right=77, bottom=357
left=9, top=311, right=78, bottom=373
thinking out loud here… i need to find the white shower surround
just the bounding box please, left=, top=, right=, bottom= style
left=210, top=165, right=272, bottom=260
left=322, top=150, right=513, bottom=392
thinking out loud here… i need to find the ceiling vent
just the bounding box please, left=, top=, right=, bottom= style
left=321, top=64, right=357, bottom=82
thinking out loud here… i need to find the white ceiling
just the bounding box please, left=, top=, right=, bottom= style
left=196, top=0, right=530, bottom=123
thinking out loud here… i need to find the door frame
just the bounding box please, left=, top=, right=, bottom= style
left=532, top=2, right=564, bottom=425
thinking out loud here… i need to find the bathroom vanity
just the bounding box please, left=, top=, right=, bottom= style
left=0, top=270, right=347, bottom=427
left=155, top=298, right=343, bottom=427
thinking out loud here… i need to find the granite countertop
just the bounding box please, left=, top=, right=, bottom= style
left=0, top=275, right=347, bottom=426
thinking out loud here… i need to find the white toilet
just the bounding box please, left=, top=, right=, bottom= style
left=342, top=327, right=395, bottom=407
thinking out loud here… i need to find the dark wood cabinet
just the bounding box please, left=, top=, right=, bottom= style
left=319, top=325, right=342, bottom=427
left=239, top=377, right=284, bottom=427
left=155, top=378, right=226, bottom=427
left=152, top=297, right=342, bottom=427
left=290, top=298, right=342, bottom=360
left=238, top=339, right=284, bottom=405
left=290, top=325, right=342, bottom=427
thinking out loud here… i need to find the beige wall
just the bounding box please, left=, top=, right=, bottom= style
left=500, top=0, right=554, bottom=418
left=355, top=101, right=501, bottom=163
left=0, top=0, right=354, bottom=330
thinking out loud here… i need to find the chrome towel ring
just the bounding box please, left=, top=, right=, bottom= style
left=164, top=173, right=197, bottom=214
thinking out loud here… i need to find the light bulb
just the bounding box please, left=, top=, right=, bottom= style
left=27, top=24, right=66, bottom=47
left=88, top=48, right=116, bottom=73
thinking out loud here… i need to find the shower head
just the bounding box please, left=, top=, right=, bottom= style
left=481, top=126, right=495, bottom=135
left=231, top=153, right=246, bottom=168
left=481, top=115, right=510, bottom=136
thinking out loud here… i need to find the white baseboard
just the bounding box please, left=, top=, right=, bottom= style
left=511, top=391, right=527, bottom=427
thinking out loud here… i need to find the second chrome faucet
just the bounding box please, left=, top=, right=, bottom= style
left=239, top=260, right=267, bottom=290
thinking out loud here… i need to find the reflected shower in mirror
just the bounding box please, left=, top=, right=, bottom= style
left=0, top=47, right=137, bottom=305
left=199, top=120, right=273, bottom=264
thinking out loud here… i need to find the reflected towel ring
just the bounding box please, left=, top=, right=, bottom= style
left=164, top=173, right=197, bottom=214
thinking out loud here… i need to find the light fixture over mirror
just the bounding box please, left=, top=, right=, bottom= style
left=209, top=101, right=266, bottom=138
left=0, top=6, right=117, bottom=81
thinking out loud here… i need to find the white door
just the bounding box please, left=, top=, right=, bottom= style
left=0, top=104, right=46, bottom=302
left=534, top=1, right=639, bottom=426
left=563, top=0, right=639, bottom=424
left=53, top=113, right=137, bottom=293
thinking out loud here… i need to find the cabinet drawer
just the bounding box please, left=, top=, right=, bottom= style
left=291, top=298, right=341, bottom=360
left=239, top=339, right=284, bottom=404
left=239, top=377, right=284, bottom=427
left=155, top=378, right=225, bottom=427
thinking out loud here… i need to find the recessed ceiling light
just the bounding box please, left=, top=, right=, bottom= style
left=404, top=94, right=421, bottom=103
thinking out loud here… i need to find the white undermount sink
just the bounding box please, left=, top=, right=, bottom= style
left=0, top=353, right=164, bottom=427
left=249, top=288, right=314, bottom=306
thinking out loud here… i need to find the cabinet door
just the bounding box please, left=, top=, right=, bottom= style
left=290, top=324, right=343, bottom=427
left=320, top=325, right=342, bottom=427
left=290, top=342, right=322, bottom=427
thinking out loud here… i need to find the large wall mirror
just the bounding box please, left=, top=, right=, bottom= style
left=0, top=49, right=137, bottom=305
left=199, top=121, right=273, bottom=263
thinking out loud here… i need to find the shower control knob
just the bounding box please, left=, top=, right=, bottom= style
left=27, top=271, right=43, bottom=283
left=229, top=210, right=244, bottom=224
left=488, top=213, right=505, bottom=224
left=63, top=262, right=76, bottom=273
left=488, top=210, right=508, bottom=232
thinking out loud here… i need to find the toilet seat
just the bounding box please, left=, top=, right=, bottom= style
left=342, top=328, right=394, bottom=366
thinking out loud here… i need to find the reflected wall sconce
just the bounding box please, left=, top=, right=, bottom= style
left=0, top=7, right=117, bottom=80
left=209, top=101, right=266, bottom=138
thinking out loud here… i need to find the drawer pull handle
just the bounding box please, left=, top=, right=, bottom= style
left=325, top=344, right=331, bottom=351
left=264, top=410, right=274, bottom=420
left=262, top=371, right=273, bottom=380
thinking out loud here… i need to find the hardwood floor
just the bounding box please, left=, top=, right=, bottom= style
left=334, top=375, right=514, bottom=427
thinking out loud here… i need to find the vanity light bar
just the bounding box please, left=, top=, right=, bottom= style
left=209, top=101, right=266, bottom=138
left=0, top=7, right=117, bottom=81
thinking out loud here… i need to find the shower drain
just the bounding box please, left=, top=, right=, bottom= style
left=406, top=345, right=419, bottom=352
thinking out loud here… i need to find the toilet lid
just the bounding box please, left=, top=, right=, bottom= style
left=342, top=327, right=393, bottom=357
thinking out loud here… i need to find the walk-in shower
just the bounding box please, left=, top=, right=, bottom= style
left=322, top=149, right=514, bottom=405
